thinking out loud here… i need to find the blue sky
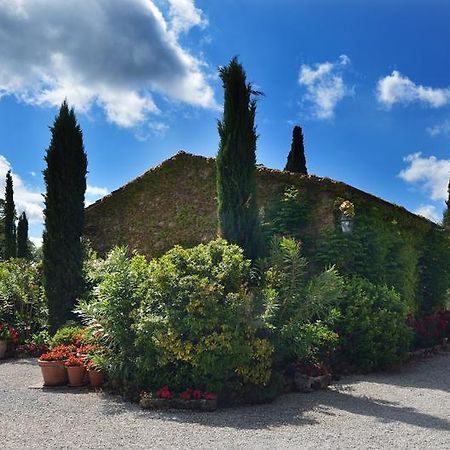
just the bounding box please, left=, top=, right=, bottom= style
left=1, top=0, right=450, bottom=245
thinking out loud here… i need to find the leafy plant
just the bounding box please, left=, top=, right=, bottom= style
left=50, top=325, right=84, bottom=348
left=337, top=276, right=412, bottom=371
left=0, top=259, right=47, bottom=341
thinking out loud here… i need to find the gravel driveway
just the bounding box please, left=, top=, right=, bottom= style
left=1, top=353, right=449, bottom=449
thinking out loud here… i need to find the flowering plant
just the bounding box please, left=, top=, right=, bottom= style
left=65, top=355, right=85, bottom=367
left=0, top=324, right=19, bottom=344
left=178, top=388, right=217, bottom=401
left=16, top=343, right=48, bottom=357
left=39, top=344, right=75, bottom=361
left=156, top=385, right=173, bottom=399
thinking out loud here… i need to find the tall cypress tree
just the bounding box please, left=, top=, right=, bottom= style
left=444, top=177, right=450, bottom=230
left=4, top=170, right=17, bottom=259
left=285, top=126, right=307, bottom=174
left=216, top=57, right=263, bottom=260
left=17, top=212, right=29, bottom=259
left=43, top=101, right=87, bottom=331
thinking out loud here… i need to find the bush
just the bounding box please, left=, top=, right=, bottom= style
left=76, top=247, right=149, bottom=392
left=337, top=276, right=412, bottom=371
left=50, top=325, right=84, bottom=348
left=134, top=239, right=273, bottom=393
left=0, top=260, right=46, bottom=341
left=260, top=237, right=343, bottom=366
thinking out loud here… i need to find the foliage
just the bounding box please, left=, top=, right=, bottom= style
left=267, top=186, right=311, bottom=241
left=43, top=100, right=88, bottom=332
left=216, top=57, right=263, bottom=260
left=135, top=239, right=272, bottom=393
left=316, top=212, right=421, bottom=311
left=410, top=311, right=450, bottom=348
left=50, top=325, right=84, bottom=348
left=4, top=170, right=16, bottom=259
left=0, top=259, right=46, bottom=341
left=76, top=246, right=149, bottom=391
left=337, top=276, right=412, bottom=371
left=260, top=236, right=343, bottom=365
left=0, top=323, right=19, bottom=343
left=285, top=125, right=307, bottom=174
left=17, top=212, right=30, bottom=259
left=418, top=230, right=450, bottom=314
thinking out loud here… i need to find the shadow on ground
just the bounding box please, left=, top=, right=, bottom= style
left=97, top=353, right=450, bottom=432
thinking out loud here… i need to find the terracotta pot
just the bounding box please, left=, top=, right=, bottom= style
left=38, top=360, right=68, bottom=386
left=67, top=366, right=86, bottom=387
left=88, top=369, right=105, bottom=388
left=0, top=340, right=7, bottom=359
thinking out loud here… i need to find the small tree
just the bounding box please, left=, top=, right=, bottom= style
left=285, top=126, right=307, bottom=174
left=43, top=101, right=87, bottom=331
left=443, top=177, right=450, bottom=230
left=216, top=57, right=263, bottom=260
left=17, top=212, right=29, bottom=259
left=4, top=170, right=16, bottom=259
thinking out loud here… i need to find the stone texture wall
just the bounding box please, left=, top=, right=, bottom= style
left=84, top=151, right=436, bottom=259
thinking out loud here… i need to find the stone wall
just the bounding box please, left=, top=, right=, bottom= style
left=84, top=151, right=436, bottom=259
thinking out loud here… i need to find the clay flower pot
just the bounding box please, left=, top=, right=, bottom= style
left=38, top=360, right=68, bottom=386
left=0, top=340, right=7, bottom=359
left=88, top=369, right=105, bottom=388
left=67, top=366, right=86, bottom=387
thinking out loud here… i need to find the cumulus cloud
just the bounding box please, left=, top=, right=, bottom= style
left=298, top=54, right=352, bottom=119
left=414, top=204, right=441, bottom=223
left=377, top=71, right=450, bottom=108
left=0, top=0, right=216, bottom=128
left=399, top=152, right=450, bottom=201
left=427, top=119, right=450, bottom=138
left=0, top=155, right=43, bottom=223
left=165, top=0, right=207, bottom=35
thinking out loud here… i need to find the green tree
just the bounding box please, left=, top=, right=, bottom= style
left=43, top=101, right=87, bottom=331
left=216, top=57, right=263, bottom=260
left=443, top=177, right=450, bottom=229
left=17, top=212, right=29, bottom=259
left=4, top=170, right=16, bottom=259
left=285, top=126, right=307, bottom=174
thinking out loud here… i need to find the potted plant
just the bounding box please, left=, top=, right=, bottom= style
left=0, top=324, right=19, bottom=359
left=38, top=345, right=74, bottom=386
left=65, top=355, right=86, bottom=387
left=86, top=354, right=107, bottom=388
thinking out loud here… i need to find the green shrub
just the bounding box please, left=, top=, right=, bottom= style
left=260, top=237, right=343, bottom=365
left=0, top=260, right=47, bottom=341
left=50, top=325, right=84, bottom=348
left=134, top=239, right=273, bottom=393
left=76, top=247, right=149, bottom=391
left=337, top=276, right=412, bottom=371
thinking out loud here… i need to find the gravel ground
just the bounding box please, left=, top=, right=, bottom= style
left=1, top=353, right=449, bottom=449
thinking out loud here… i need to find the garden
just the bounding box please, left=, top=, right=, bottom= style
left=1, top=58, right=450, bottom=412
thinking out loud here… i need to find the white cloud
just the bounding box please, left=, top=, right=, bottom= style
left=0, top=155, right=43, bottom=223
left=298, top=55, right=352, bottom=119
left=427, top=119, right=450, bottom=137
left=399, top=152, right=450, bottom=201
left=0, top=0, right=216, bottom=128
left=165, top=0, right=207, bottom=35
left=29, top=236, right=42, bottom=248
left=414, top=204, right=441, bottom=223
left=377, top=71, right=450, bottom=108
left=86, top=184, right=109, bottom=197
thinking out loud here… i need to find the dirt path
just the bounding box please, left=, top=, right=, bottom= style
left=1, top=353, right=449, bottom=449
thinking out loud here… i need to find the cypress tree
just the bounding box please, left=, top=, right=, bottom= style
left=216, top=57, right=263, bottom=260
left=17, top=212, right=29, bottom=259
left=43, top=101, right=87, bottom=331
left=4, top=170, right=17, bottom=259
left=443, top=177, right=450, bottom=230
left=285, top=126, right=307, bottom=174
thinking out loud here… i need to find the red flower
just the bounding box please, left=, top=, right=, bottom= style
left=156, top=386, right=173, bottom=399
left=192, top=389, right=203, bottom=400
left=179, top=389, right=193, bottom=401
left=203, top=392, right=217, bottom=401
left=64, top=355, right=85, bottom=367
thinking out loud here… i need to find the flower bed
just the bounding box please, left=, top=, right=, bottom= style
left=140, top=387, right=218, bottom=412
